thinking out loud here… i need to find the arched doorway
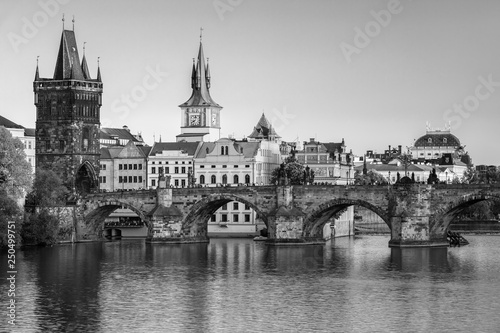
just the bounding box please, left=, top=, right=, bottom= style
left=75, top=161, right=98, bottom=195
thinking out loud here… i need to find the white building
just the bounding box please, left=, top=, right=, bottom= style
left=147, top=142, right=200, bottom=188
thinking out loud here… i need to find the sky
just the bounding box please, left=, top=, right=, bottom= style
left=1, top=0, right=500, bottom=165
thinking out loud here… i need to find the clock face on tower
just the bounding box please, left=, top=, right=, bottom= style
left=190, top=115, right=200, bottom=126
left=211, top=114, right=217, bottom=125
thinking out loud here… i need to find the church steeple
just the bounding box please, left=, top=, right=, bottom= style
left=180, top=39, right=220, bottom=108
left=177, top=32, right=223, bottom=143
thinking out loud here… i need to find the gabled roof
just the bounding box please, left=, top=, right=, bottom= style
left=149, top=142, right=200, bottom=157
left=179, top=42, right=221, bottom=108
left=0, top=115, right=24, bottom=129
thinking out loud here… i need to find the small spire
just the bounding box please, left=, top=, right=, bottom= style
left=62, top=14, right=65, bottom=30
left=72, top=15, right=75, bottom=31
left=83, top=41, right=86, bottom=55
left=96, top=57, right=102, bottom=82
left=35, top=56, right=40, bottom=81
left=200, top=27, right=203, bottom=42
left=205, top=57, right=211, bottom=89
left=191, top=58, right=196, bottom=89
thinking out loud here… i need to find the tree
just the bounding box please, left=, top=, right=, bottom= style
left=26, top=169, right=69, bottom=207
left=270, top=155, right=306, bottom=185
left=354, top=170, right=388, bottom=185
left=0, top=188, right=22, bottom=248
left=22, top=169, right=70, bottom=246
left=0, top=127, right=32, bottom=248
left=0, top=127, right=32, bottom=198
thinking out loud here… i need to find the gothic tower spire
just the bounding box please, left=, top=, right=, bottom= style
left=177, top=32, right=222, bottom=142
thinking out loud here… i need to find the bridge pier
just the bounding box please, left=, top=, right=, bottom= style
left=388, top=184, right=448, bottom=248
left=266, top=185, right=325, bottom=245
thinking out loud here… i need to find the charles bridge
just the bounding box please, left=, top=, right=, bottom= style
left=67, top=182, right=500, bottom=248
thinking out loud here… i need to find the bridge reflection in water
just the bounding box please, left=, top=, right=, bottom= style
left=5, top=236, right=500, bottom=332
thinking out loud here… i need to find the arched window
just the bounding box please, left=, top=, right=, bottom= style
left=222, top=174, right=227, bottom=184
left=211, top=175, right=216, bottom=184
left=233, top=175, right=239, bottom=184
left=245, top=174, right=250, bottom=184
left=82, top=128, right=90, bottom=152
left=225, top=146, right=229, bottom=155
left=200, top=175, right=205, bottom=184
left=221, top=146, right=224, bottom=155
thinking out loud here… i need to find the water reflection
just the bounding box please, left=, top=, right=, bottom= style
left=2, top=236, right=500, bottom=332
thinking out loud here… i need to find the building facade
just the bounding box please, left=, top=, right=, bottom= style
left=295, top=138, right=354, bottom=184
left=147, top=142, right=200, bottom=188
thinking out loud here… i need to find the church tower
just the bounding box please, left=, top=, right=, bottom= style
left=177, top=34, right=222, bottom=142
left=34, top=26, right=102, bottom=195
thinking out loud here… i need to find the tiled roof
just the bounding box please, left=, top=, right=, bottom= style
left=0, top=115, right=24, bottom=129
left=195, top=141, right=260, bottom=159
left=24, top=128, right=35, bottom=137
left=149, top=142, right=200, bottom=156
left=414, top=132, right=461, bottom=147
left=100, top=128, right=140, bottom=142
left=100, top=147, right=112, bottom=159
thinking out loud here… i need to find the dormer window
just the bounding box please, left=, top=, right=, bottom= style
left=428, top=138, right=432, bottom=143
left=443, top=138, right=447, bottom=144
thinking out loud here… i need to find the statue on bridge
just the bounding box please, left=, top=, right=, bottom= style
left=278, top=162, right=289, bottom=186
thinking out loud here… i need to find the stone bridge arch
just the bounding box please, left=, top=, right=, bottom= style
left=83, top=199, right=150, bottom=235
left=431, top=192, right=500, bottom=235
left=182, top=194, right=270, bottom=237
left=303, top=198, right=390, bottom=238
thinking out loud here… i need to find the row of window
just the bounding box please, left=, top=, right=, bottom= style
left=199, top=165, right=251, bottom=169
left=211, top=214, right=251, bottom=223
left=219, top=203, right=251, bottom=210
left=150, top=179, right=187, bottom=187
left=151, top=166, right=192, bottom=174
left=151, top=161, right=191, bottom=164
left=119, top=164, right=143, bottom=170
left=118, top=176, right=144, bottom=183
left=199, top=174, right=251, bottom=185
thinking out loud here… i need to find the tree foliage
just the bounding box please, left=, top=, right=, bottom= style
left=22, top=169, right=69, bottom=246
left=354, top=170, right=388, bottom=185
left=0, top=127, right=32, bottom=198
left=270, top=155, right=306, bottom=185
left=0, top=188, right=22, bottom=248
left=21, top=210, right=60, bottom=246
left=26, top=169, right=69, bottom=207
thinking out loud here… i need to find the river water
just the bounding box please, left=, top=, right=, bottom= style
left=2, top=235, right=500, bottom=332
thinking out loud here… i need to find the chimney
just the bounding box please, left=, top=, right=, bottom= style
left=123, top=125, right=130, bottom=132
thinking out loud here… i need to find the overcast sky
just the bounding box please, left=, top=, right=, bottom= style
left=1, top=0, right=500, bottom=165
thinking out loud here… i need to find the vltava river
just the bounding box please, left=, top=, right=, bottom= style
left=2, top=236, right=500, bottom=332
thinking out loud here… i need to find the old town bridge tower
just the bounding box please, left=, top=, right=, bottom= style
left=34, top=27, right=102, bottom=195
